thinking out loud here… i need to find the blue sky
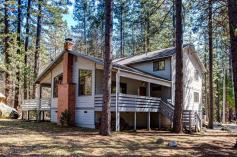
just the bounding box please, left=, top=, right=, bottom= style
left=62, top=0, right=77, bottom=28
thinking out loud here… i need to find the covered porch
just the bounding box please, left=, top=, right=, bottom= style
left=94, top=67, right=172, bottom=131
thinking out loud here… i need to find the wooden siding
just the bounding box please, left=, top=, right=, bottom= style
left=171, top=47, right=203, bottom=111
left=74, top=56, right=96, bottom=128
left=130, top=57, right=172, bottom=80
left=50, top=61, right=63, bottom=123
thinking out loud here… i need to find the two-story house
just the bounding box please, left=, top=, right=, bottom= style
left=22, top=40, right=205, bottom=131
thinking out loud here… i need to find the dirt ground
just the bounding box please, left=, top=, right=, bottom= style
left=0, top=119, right=236, bottom=157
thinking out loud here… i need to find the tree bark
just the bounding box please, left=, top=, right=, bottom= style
left=4, top=0, right=10, bottom=104
left=227, top=0, right=237, bottom=118
left=208, top=0, right=213, bottom=129
left=100, top=0, right=113, bottom=136
left=33, top=0, right=42, bottom=99
left=173, top=0, right=183, bottom=133
left=24, top=0, right=31, bottom=100
left=120, top=1, right=124, bottom=58
left=14, top=0, right=22, bottom=109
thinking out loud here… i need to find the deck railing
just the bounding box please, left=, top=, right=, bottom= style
left=95, top=93, right=161, bottom=112
left=22, top=99, right=50, bottom=111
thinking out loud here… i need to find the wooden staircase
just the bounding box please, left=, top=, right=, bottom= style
left=160, top=100, right=202, bottom=132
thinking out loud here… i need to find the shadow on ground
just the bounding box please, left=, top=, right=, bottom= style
left=0, top=119, right=236, bottom=156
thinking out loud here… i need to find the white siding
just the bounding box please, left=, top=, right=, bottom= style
left=50, top=61, right=63, bottom=123
left=171, top=47, right=203, bottom=111
left=130, top=58, right=172, bottom=80
left=74, top=57, right=96, bottom=128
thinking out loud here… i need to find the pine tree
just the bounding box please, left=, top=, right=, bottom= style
left=173, top=0, right=183, bottom=133
left=100, top=0, right=113, bottom=136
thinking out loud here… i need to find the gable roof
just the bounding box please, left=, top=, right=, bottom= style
left=36, top=50, right=172, bottom=84
left=114, top=44, right=206, bottom=73
left=35, top=43, right=205, bottom=84
left=114, top=44, right=192, bottom=65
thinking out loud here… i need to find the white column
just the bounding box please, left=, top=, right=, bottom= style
left=116, top=70, right=120, bottom=131
left=37, top=84, right=42, bottom=121
left=134, top=112, right=136, bottom=131
left=147, top=82, right=151, bottom=130
left=147, top=112, right=151, bottom=130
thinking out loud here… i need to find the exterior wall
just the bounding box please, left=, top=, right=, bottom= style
left=95, top=69, right=148, bottom=96
left=130, top=57, right=172, bottom=80
left=171, top=47, right=203, bottom=111
left=50, top=61, right=63, bottom=123
left=74, top=56, right=96, bottom=128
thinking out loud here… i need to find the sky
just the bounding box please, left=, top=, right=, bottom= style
left=62, top=0, right=77, bottom=28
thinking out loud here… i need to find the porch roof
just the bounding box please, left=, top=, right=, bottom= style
left=35, top=50, right=171, bottom=86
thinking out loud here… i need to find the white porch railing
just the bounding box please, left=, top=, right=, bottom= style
left=22, top=99, right=50, bottom=111
left=95, top=93, right=161, bottom=112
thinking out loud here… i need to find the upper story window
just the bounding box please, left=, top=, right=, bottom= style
left=194, top=70, right=199, bottom=81
left=194, top=92, right=199, bottom=103
left=53, top=74, right=63, bottom=98
left=153, top=60, right=165, bottom=71
left=79, top=69, right=92, bottom=96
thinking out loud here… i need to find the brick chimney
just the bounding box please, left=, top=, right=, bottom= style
left=57, top=38, right=76, bottom=125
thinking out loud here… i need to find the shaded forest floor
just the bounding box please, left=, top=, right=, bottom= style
left=0, top=119, right=236, bottom=157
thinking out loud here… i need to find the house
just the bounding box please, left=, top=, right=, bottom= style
left=22, top=39, right=205, bottom=131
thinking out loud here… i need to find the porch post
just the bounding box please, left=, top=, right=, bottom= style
left=37, top=84, right=42, bottom=122
left=147, top=112, right=151, bottom=130
left=134, top=112, right=137, bottom=131
left=116, top=70, right=120, bottom=131
left=147, top=82, right=151, bottom=131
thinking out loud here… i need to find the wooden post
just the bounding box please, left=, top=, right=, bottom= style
left=189, top=110, right=192, bottom=133
left=147, top=82, right=151, bottom=130
left=27, top=110, right=30, bottom=120
left=42, top=111, right=45, bottom=121
left=147, top=112, right=151, bottom=130
left=115, top=70, right=120, bottom=131
left=37, top=84, right=42, bottom=122
left=21, top=111, right=24, bottom=120
left=134, top=112, right=137, bottom=131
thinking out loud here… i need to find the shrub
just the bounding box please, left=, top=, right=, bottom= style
left=60, top=109, right=72, bottom=127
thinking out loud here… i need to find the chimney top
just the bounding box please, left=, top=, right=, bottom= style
left=64, top=38, right=74, bottom=51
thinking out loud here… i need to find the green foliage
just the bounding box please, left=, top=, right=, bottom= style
left=60, top=109, right=72, bottom=127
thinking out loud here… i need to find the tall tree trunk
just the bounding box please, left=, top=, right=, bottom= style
left=24, top=0, right=31, bottom=100
left=4, top=0, right=10, bottom=104
left=216, top=80, right=221, bottom=123
left=172, top=0, right=176, bottom=46
left=208, top=0, right=213, bottom=129
left=227, top=0, right=237, bottom=118
left=173, top=0, right=183, bottom=133
left=33, top=0, right=42, bottom=99
left=100, top=0, right=113, bottom=136
left=120, top=1, right=124, bottom=58
left=14, top=0, right=22, bottom=109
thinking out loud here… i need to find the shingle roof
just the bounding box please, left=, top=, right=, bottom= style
left=114, top=44, right=191, bottom=65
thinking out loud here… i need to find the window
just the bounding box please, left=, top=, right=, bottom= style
left=153, top=60, right=165, bottom=71
left=194, top=92, right=199, bottom=103
left=194, top=70, right=199, bottom=81
left=79, top=69, right=92, bottom=96
left=53, top=74, right=63, bottom=98
left=111, top=82, right=127, bottom=94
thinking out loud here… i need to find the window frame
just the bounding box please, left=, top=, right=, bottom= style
left=53, top=73, right=63, bottom=98
left=153, top=60, right=165, bottom=71
left=194, top=70, right=199, bottom=81
left=78, top=69, right=93, bottom=96
left=194, top=92, right=199, bottom=103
